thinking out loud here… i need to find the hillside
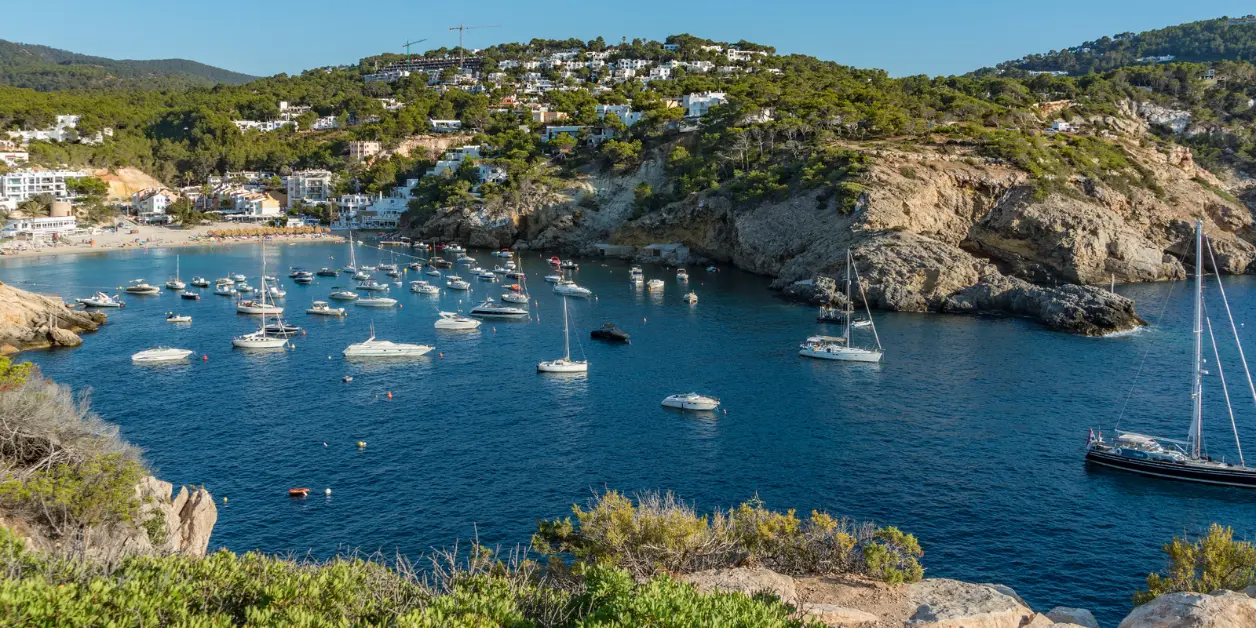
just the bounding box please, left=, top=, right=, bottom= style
left=0, top=39, right=256, bottom=91
left=1000, top=15, right=1256, bottom=75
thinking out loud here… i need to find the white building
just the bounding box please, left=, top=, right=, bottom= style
left=617, top=59, right=651, bottom=71
left=233, top=120, right=297, bottom=133
left=648, top=67, right=672, bottom=81
left=348, top=141, right=382, bottom=162
left=2, top=216, right=78, bottom=239
left=726, top=48, right=769, bottom=62
left=285, top=170, right=335, bottom=209
left=332, top=194, right=373, bottom=229
left=682, top=92, right=728, bottom=118
left=685, top=61, right=714, bottom=73
left=0, top=169, right=91, bottom=202
left=0, top=150, right=28, bottom=166
left=6, top=115, right=81, bottom=144
left=364, top=69, right=412, bottom=83
left=426, top=145, right=484, bottom=178
left=1048, top=120, right=1075, bottom=133
left=133, top=188, right=179, bottom=224
left=429, top=119, right=463, bottom=133
left=596, top=104, right=643, bottom=127
left=312, top=116, right=340, bottom=130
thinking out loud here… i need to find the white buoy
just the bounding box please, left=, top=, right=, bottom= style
left=325, top=488, right=332, bottom=495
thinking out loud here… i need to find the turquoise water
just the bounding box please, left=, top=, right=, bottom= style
left=4, top=242, right=1256, bottom=624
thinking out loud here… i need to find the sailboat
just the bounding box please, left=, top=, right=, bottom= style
left=798, top=249, right=883, bottom=363
left=165, top=256, right=186, bottom=290
left=232, top=242, right=289, bottom=349
left=237, top=250, right=283, bottom=315
left=1086, top=220, right=1256, bottom=487
left=501, top=255, right=529, bottom=304
left=341, top=228, right=359, bottom=274
left=538, top=297, right=588, bottom=373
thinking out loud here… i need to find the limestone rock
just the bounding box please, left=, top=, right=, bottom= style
left=45, top=326, right=82, bottom=347
left=681, top=567, right=797, bottom=605
left=0, top=281, right=104, bottom=353
left=905, top=578, right=1035, bottom=628
left=1048, top=607, right=1100, bottom=628
left=134, top=476, right=217, bottom=557
left=800, top=603, right=879, bottom=626
left=1119, top=590, right=1256, bottom=628
left=175, top=487, right=217, bottom=557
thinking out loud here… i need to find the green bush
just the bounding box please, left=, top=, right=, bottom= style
left=1134, top=523, right=1256, bottom=605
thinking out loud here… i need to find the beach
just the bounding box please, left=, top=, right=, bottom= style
left=0, top=222, right=345, bottom=260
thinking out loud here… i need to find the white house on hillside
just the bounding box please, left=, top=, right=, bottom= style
left=285, top=170, right=335, bottom=209
left=682, top=92, right=728, bottom=118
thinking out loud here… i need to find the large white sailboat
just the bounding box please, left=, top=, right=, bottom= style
left=538, top=297, right=588, bottom=373
left=232, top=242, right=289, bottom=350
left=343, top=323, right=433, bottom=357
left=799, top=249, right=883, bottom=363
left=165, top=256, right=186, bottom=290
left=342, top=227, right=359, bottom=274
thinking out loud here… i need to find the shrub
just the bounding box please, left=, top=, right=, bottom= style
left=1134, top=523, right=1256, bottom=605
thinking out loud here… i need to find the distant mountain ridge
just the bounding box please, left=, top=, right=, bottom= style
left=999, top=15, right=1256, bottom=74
left=0, top=39, right=256, bottom=91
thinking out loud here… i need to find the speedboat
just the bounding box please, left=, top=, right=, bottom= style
left=706, top=266, right=718, bottom=273
left=662, top=393, right=721, bottom=411
left=494, top=249, right=513, bottom=258
left=677, top=269, right=689, bottom=281
left=477, top=271, right=498, bottom=281
left=506, top=271, right=525, bottom=280
left=560, top=260, right=579, bottom=270
left=317, top=268, right=338, bottom=277
left=683, top=291, right=698, bottom=304
left=630, top=267, right=644, bottom=285
left=232, top=331, right=288, bottom=349
left=590, top=323, right=630, bottom=343
left=165, top=312, right=192, bottom=323
left=353, top=271, right=371, bottom=281
left=343, top=329, right=433, bottom=358
left=504, top=261, right=517, bottom=270
left=359, top=265, right=377, bottom=272
left=263, top=321, right=302, bottom=336
left=355, top=297, right=398, bottom=308
left=237, top=300, right=284, bottom=315
left=469, top=298, right=529, bottom=320
left=378, top=263, right=399, bottom=273
left=434, top=311, right=481, bottom=330
left=292, top=271, right=314, bottom=284
left=190, top=277, right=210, bottom=287
left=213, top=284, right=237, bottom=296
left=215, top=277, right=235, bottom=286
left=268, top=285, right=287, bottom=299
left=356, top=280, right=389, bottom=292
left=124, top=279, right=160, bottom=295
left=446, top=243, right=465, bottom=253
left=425, top=269, right=442, bottom=277
left=230, top=273, right=247, bottom=282
left=77, top=292, right=124, bottom=308
left=457, top=255, right=476, bottom=264
left=180, top=291, right=200, bottom=300
left=549, top=256, right=561, bottom=266
left=411, top=281, right=440, bottom=295
left=501, top=291, right=529, bottom=304
left=386, top=270, right=402, bottom=279
left=236, top=283, right=255, bottom=293
left=492, top=266, right=507, bottom=274
left=329, top=289, right=359, bottom=301
left=288, top=268, right=308, bottom=279
left=469, top=266, right=485, bottom=273
left=553, top=280, right=593, bottom=298
left=647, top=279, right=664, bottom=292
left=132, top=347, right=194, bottom=363
left=307, top=301, right=347, bottom=317
left=544, top=274, right=562, bottom=283
left=407, top=262, right=423, bottom=271
left=446, top=276, right=471, bottom=291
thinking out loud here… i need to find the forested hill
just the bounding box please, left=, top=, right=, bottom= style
left=0, top=39, right=256, bottom=91
left=999, top=16, right=1256, bottom=75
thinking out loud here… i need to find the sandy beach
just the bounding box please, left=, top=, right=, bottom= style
left=0, top=222, right=345, bottom=260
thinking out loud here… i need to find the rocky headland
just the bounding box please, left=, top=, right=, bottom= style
left=0, top=281, right=105, bottom=354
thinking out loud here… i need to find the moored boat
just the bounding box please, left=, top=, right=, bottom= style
left=307, top=301, right=347, bottom=317
left=132, top=347, right=194, bottom=363
left=661, top=393, right=720, bottom=411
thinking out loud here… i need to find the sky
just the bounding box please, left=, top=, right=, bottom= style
left=3, top=0, right=1255, bottom=78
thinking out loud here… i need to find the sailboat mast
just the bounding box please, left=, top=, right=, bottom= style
left=1191, top=220, right=1204, bottom=459
left=845, top=249, right=853, bottom=342
left=562, top=297, right=571, bottom=360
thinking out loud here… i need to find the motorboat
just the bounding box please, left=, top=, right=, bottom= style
left=353, top=271, right=371, bottom=281
left=469, top=298, right=529, bottom=320
left=288, top=268, right=308, bottom=279
left=647, top=279, right=665, bottom=292
left=215, top=277, right=235, bottom=286
left=544, top=274, right=562, bottom=283
left=386, top=270, right=402, bottom=279
left=446, top=276, right=471, bottom=291
left=560, top=260, right=579, bottom=270
left=307, top=301, right=347, bottom=317
left=469, top=266, right=485, bottom=273
left=677, top=269, right=689, bottom=281
left=706, top=266, right=719, bottom=272
left=553, top=280, right=592, bottom=298
left=268, top=285, right=287, bottom=299
left=317, top=268, right=338, bottom=277
left=435, top=311, right=481, bottom=330
left=165, top=312, right=192, bottom=323
left=446, top=243, right=465, bottom=253
left=355, top=297, right=398, bottom=308
left=492, top=266, right=507, bottom=274
left=230, top=273, right=247, bottom=282
left=232, top=331, right=288, bottom=349
left=237, top=299, right=284, bottom=315
left=124, top=279, right=160, bottom=295
left=359, top=265, right=377, bottom=272
left=493, top=249, right=513, bottom=258
left=425, top=269, right=442, bottom=277
left=236, top=283, right=255, bottom=293
left=506, top=271, right=525, bottom=280
left=213, top=284, right=237, bottom=296
left=630, top=267, right=644, bottom=285
left=132, top=347, right=194, bottom=363
left=329, top=288, right=359, bottom=301
left=263, top=321, right=302, bottom=336
left=683, top=291, right=698, bottom=304
left=548, top=256, right=561, bottom=266
left=292, top=271, right=314, bottom=284
left=501, top=292, right=529, bottom=304
left=378, top=263, right=399, bottom=273
left=407, top=262, right=424, bottom=271
left=190, top=277, right=210, bottom=287
left=343, top=327, right=433, bottom=358
left=180, top=291, right=200, bottom=300
left=433, top=258, right=453, bottom=268
left=477, top=271, right=498, bottom=281
left=410, top=281, right=440, bottom=295
left=77, top=292, right=124, bottom=308
left=356, top=280, right=389, bottom=292
left=852, top=318, right=872, bottom=328
left=661, top=393, right=721, bottom=411
left=538, top=297, right=587, bottom=374
left=165, top=256, right=186, bottom=290
left=504, top=261, right=517, bottom=271
left=590, top=323, right=629, bottom=343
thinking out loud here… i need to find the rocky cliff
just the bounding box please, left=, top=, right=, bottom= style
left=0, top=281, right=105, bottom=354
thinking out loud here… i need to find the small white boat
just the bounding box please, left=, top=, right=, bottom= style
left=215, top=277, right=235, bottom=286
left=237, top=300, right=284, bottom=315
left=425, top=269, right=442, bottom=277
left=501, top=292, right=529, bottom=304
left=469, top=298, right=529, bottom=320
left=357, top=280, right=389, bottom=292
left=852, top=319, right=872, bottom=329
left=230, top=273, right=247, bottom=282
left=214, top=284, right=238, bottom=296
left=343, top=326, right=433, bottom=358
left=232, top=331, right=288, bottom=349
left=469, top=266, right=485, bottom=273
left=554, top=280, right=593, bottom=298
left=354, top=271, right=371, bottom=281
left=661, top=393, right=720, bottom=411
left=359, top=265, right=377, bottom=272
left=165, top=256, right=186, bottom=290
left=538, top=297, right=587, bottom=374
left=190, top=277, right=210, bottom=288
left=410, top=281, right=440, bottom=295
left=492, top=266, right=507, bottom=274
left=132, top=347, right=194, bottom=363
left=706, top=266, right=718, bottom=272
left=647, top=279, right=665, bottom=292
left=677, top=269, right=689, bottom=281
left=268, top=285, right=287, bottom=299
left=124, top=279, right=160, bottom=295
left=355, top=297, right=398, bottom=308
left=493, top=250, right=513, bottom=258
left=477, top=271, right=498, bottom=281
left=77, top=292, right=124, bottom=308
left=456, top=255, right=475, bottom=264
left=329, top=289, right=359, bottom=301
left=435, top=311, right=481, bottom=330
left=236, top=283, right=255, bottom=293
left=544, top=274, right=562, bottom=283
left=446, top=276, right=471, bottom=291
left=165, top=312, right=192, bottom=323
left=307, top=301, right=347, bottom=317
left=683, top=291, right=698, bottom=304
left=446, top=244, right=465, bottom=253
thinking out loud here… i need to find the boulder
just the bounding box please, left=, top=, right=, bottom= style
left=681, top=567, right=797, bottom=605
left=905, top=578, right=1035, bottom=628
left=0, top=281, right=104, bottom=353
left=801, top=603, right=879, bottom=626
left=134, top=476, right=217, bottom=557
left=175, top=487, right=217, bottom=557
left=1119, top=590, right=1256, bottom=628
left=1048, top=607, right=1099, bottom=628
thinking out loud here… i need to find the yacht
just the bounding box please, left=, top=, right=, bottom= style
left=76, top=292, right=124, bottom=308
left=329, top=288, right=359, bottom=301
left=590, top=323, right=630, bottom=343
left=425, top=268, right=442, bottom=277
left=180, top=291, right=200, bottom=300
left=307, top=301, right=347, bottom=317
left=355, top=296, right=398, bottom=308
left=232, top=330, right=289, bottom=349
left=410, top=281, right=440, bottom=295
left=356, top=280, right=389, bottom=292
left=292, top=271, right=314, bottom=284
left=230, top=273, right=247, bottom=282
left=213, top=283, right=237, bottom=296
left=538, top=297, right=587, bottom=374
left=630, top=267, right=644, bottom=285
left=378, top=263, right=399, bottom=273
left=215, top=277, right=235, bottom=286
left=501, top=291, right=529, bottom=304
left=407, top=262, right=424, bottom=271
left=353, top=270, right=372, bottom=281
left=647, top=279, right=665, bottom=292
left=288, top=268, right=308, bottom=279
left=544, top=274, right=562, bottom=283
left=553, top=280, right=593, bottom=298
left=435, top=311, right=481, bottom=330
left=446, top=243, right=465, bottom=253
left=492, top=266, right=507, bottom=274
left=132, top=347, right=194, bottom=363
left=799, top=249, right=883, bottom=363
left=682, top=291, right=698, bottom=304
left=165, top=256, right=186, bottom=290
left=1086, top=220, right=1256, bottom=488
left=236, top=282, right=255, bottom=293
left=677, top=269, right=689, bottom=281
left=477, top=271, right=498, bottom=281
left=165, top=312, right=192, bottom=323
left=661, top=393, right=721, bottom=411
left=317, top=268, right=338, bottom=277
left=446, top=275, right=471, bottom=291
left=456, top=255, right=475, bottom=264
left=469, top=298, right=529, bottom=320
left=190, top=277, right=210, bottom=288
left=343, top=327, right=433, bottom=358
left=493, top=249, right=513, bottom=258
left=359, top=265, right=377, bottom=272
left=268, top=285, right=287, bottom=299
left=263, top=321, right=302, bottom=336
left=237, top=299, right=283, bottom=315
left=124, top=279, right=160, bottom=295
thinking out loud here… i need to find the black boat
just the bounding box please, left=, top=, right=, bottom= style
left=1086, top=220, right=1256, bottom=488
left=433, top=259, right=453, bottom=268
left=263, top=322, right=302, bottom=336
left=180, top=291, right=200, bottom=300
left=316, top=268, right=338, bottom=277
left=293, top=271, right=315, bottom=284
left=590, top=323, right=630, bottom=343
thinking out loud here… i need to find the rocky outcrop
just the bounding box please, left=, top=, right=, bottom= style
left=0, top=281, right=105, bottom=354
left=136, top=476, right=217, bottom=557
left=681, top=567, right=798, bottom=604
left=1119, top=590, right=1256, bottom=627
left=904, top=579, right=1036, bottom=628
left=1048, top=607, right=1100, bottom=628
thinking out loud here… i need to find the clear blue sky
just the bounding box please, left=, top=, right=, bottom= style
left=4, top=0, right=1254, bottom=78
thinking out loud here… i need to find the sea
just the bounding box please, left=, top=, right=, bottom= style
left=3, top=240, right=1255, bottom=624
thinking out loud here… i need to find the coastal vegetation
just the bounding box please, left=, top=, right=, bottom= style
left=1135, top=523, right=1256, bottom=604
left=0, top=39, right=257, bottom=92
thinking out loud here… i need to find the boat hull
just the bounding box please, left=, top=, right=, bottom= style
left=1085, top=449, right=1256, bottom=488
left=537, top=360, right=588, bottom=373
left=799, top=347, right=883, bottom=362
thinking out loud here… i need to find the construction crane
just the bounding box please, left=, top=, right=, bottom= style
left=448, top=24, right=499, bottom=68
left=402, top=38, right=428, bottom=70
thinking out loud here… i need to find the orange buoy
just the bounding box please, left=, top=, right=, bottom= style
left=289, top=488, right=310, bottom=498
left=439, top=352, right=444, bottom=358
left=386, top=391, right=393, bottom=399
left=202, top=355, right=208, bottom=361
left=302, top=330, right=307, bottom=335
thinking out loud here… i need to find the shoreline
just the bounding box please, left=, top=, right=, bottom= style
left=0, top=222, right=345, bottom=261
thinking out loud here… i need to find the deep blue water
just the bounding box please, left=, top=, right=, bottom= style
left=4, top=242, right=1256, bottom=624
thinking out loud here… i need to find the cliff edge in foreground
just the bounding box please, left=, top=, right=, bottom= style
left=0, top=281, right=105, bottom=354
